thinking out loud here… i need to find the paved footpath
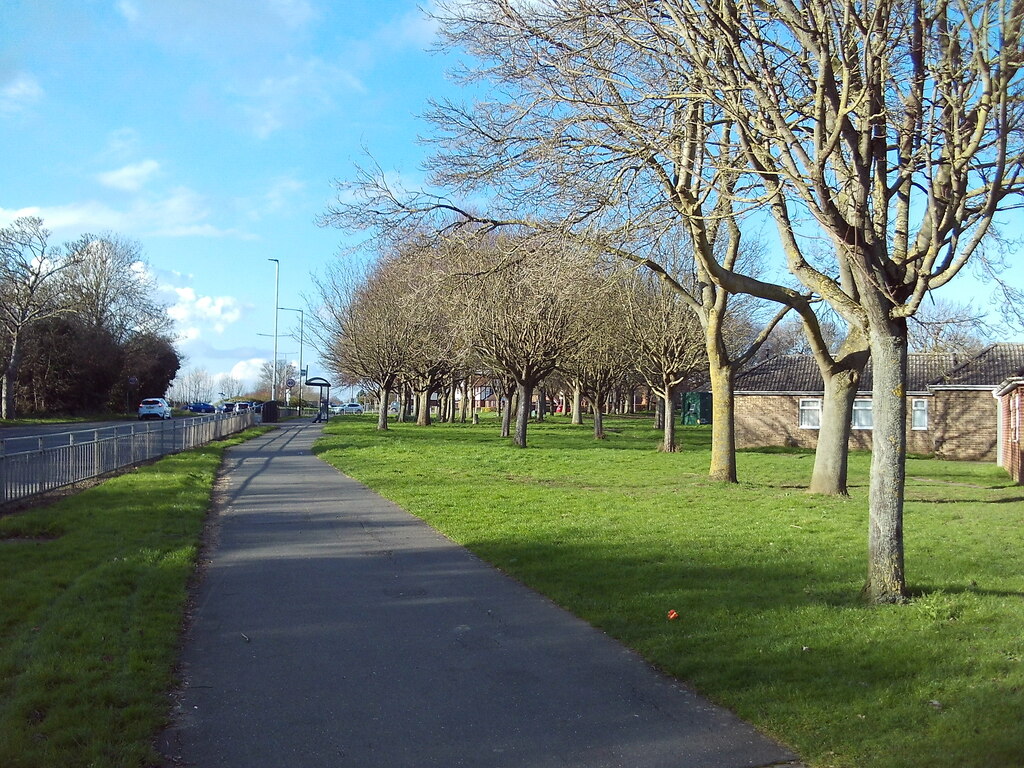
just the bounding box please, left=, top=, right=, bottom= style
left=159, top=421, right=799, bottom=768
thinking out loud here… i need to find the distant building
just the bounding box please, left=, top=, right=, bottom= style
left=730, top=344, right=1024, bottom=480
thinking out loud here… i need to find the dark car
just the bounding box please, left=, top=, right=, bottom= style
left=188, top=402, right=216, bottom=413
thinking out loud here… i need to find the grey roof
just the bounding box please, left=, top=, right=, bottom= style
left=930, top=343, right=1024, bottom=387
left=734, top=355, right=824, bottom=392
left=734, top=346, right=1024, bottom=394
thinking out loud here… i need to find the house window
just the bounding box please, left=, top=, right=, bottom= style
left=911, top=398, right=928, bottom=430
left=799, top=398, right=821, bottom=429
left=852, top=398, right=873, bottom=429
left=1012, top=394, right=1020, bottom=444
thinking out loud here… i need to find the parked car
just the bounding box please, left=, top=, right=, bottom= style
left=341, top=402, right=364, bottom=414
left=188, top=402, right=215, bottom=413
left=138, top=397, right=172, bottom=420
left=221, top=402, right=236, bottom=414
left=235, top=401, right=252, bottom=413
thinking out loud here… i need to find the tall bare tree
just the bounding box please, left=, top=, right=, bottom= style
left=64, top=233, right=171, bottom=342
left=657, top=0, right=1024, bottom=601
left=0, top=217, right=80, bottom=419
left=172, top=367, right=217, bottom=404
left=255, top=360, right=297, bottom=402
left=216, top=375, right=245, bottom=399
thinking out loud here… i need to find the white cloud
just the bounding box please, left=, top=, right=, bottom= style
left=387, top=5, right=440, bottom=48
left=266, top=0, right=316, bottom=29
left=242, top=58, right=364, bottom=139
left=167, top=286, right=243, bottom=334
left=177, top=326, right=201, bottom=343
left=103, top=128, right=142, bottom=160
left=0, top=186, right=253, bottom=239
left=97, top=159, right=161, bottom=191
left=230, top=358, right=265, bottom=384
left=0, top=72, right=43, bottom=113
left=117, top=0, right=140, bottom=22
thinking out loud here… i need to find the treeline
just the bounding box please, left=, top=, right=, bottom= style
left=0, top=216, right=180, bottom=419
left=314, top=231, right=770, bottom=454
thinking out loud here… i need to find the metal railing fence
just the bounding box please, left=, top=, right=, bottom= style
left=0, top=412, right=256, bottom=505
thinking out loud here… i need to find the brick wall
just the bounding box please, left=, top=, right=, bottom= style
left=997, top=389, right=1022, bottom=484
left=734, top=394, right=934, bottom=454
left=931, top=389, right=999, bottom=461
left=735, top=394, right=810, bottom=449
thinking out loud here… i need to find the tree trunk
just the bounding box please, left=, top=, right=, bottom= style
left=707, top=351, right=737, bottom=483
left=593, top=395, right=606, bottom=440
left=460, top=379, right=469, bottom=422
left=514, top=381, right=533, bottom=447
left=2, top=334, right=21, bottom=420
left=416, top=388, right=432, bottom=426
left=661, top=385, right=678, bottom=452
left=866, top=322, right=910, bottom=603
left=501, top=394, right=513, bottom=438
left=809, top=369, right=859, bottom=494
left=571, top=383, right=583, bottom=425
left=377, top=384, right=390, bottom=431
left=655, top=397, right=665, bottom=430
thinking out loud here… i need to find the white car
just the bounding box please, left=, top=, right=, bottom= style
left=340, top=402, right=364, bottom=414
left=138, top=397, right=172, bottom=420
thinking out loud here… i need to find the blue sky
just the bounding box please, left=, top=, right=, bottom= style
left=0, top=0, right=450, bottom=391
left=2, top=1, right=1021, bottom=397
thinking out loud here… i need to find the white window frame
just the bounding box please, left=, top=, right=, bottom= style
left=1012, top=393, right=1020, bottom=444
left=911, top=398, right=929, bottom=431
left=851, top=398, right=873, bottom=430
left=799, top=398, right=822, bottom=429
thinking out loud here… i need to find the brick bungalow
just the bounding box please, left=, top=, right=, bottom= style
left=733, top=343, right=1024, bottom=466
left=995, top=371, right=1024, bottom=484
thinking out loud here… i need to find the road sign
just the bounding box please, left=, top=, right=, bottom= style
left=286, top=378, right=297, bottom=389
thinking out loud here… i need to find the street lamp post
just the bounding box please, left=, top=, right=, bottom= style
left=268, top=258, right=280, bottom=401
left=278, top=306, right=304, bottom=408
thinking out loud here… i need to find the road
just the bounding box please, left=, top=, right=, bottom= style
left=0, top=416, right=210, bottom=454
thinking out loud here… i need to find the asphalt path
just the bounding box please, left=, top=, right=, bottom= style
left=160, top=421, right=800, bottom=768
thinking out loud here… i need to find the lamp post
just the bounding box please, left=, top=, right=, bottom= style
left=278, top=306, right=304, bottom=408
left=268, top=258, right=280, bottom=401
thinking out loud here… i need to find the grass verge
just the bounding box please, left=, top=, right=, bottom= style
left=313, top=415, right=1024, bottom=768
left=0, top=426, right=272, bottom=768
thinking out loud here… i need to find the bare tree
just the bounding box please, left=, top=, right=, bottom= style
left=559, top=268, right=635, bottom=440
left=450, top=233, right=591, bottom=447
left=662, top=0, right=1024, bottom=601
left=0, top=217, right=80, bottom=419
left=64, top=232, right=171, bottom=342
left=621, top=268, right=708, bottom=452
left=314, top=254, right=417, bottom=430
left=908, top=297, right=991, bottom=354
left=172, top=367, right=216, bottom=404
left=216, top=375, right=245, bottom=399
left=255, top=360, right=297, bottom=401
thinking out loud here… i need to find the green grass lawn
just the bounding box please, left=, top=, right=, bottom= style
left=0, top=427, right=270, bottom=768
left=313, top=415, right=1024, bottom=768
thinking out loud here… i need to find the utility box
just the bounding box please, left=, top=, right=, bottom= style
left=262, top=401, right=280, bottom=423
left=682, top=391, right=713, bottom=425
